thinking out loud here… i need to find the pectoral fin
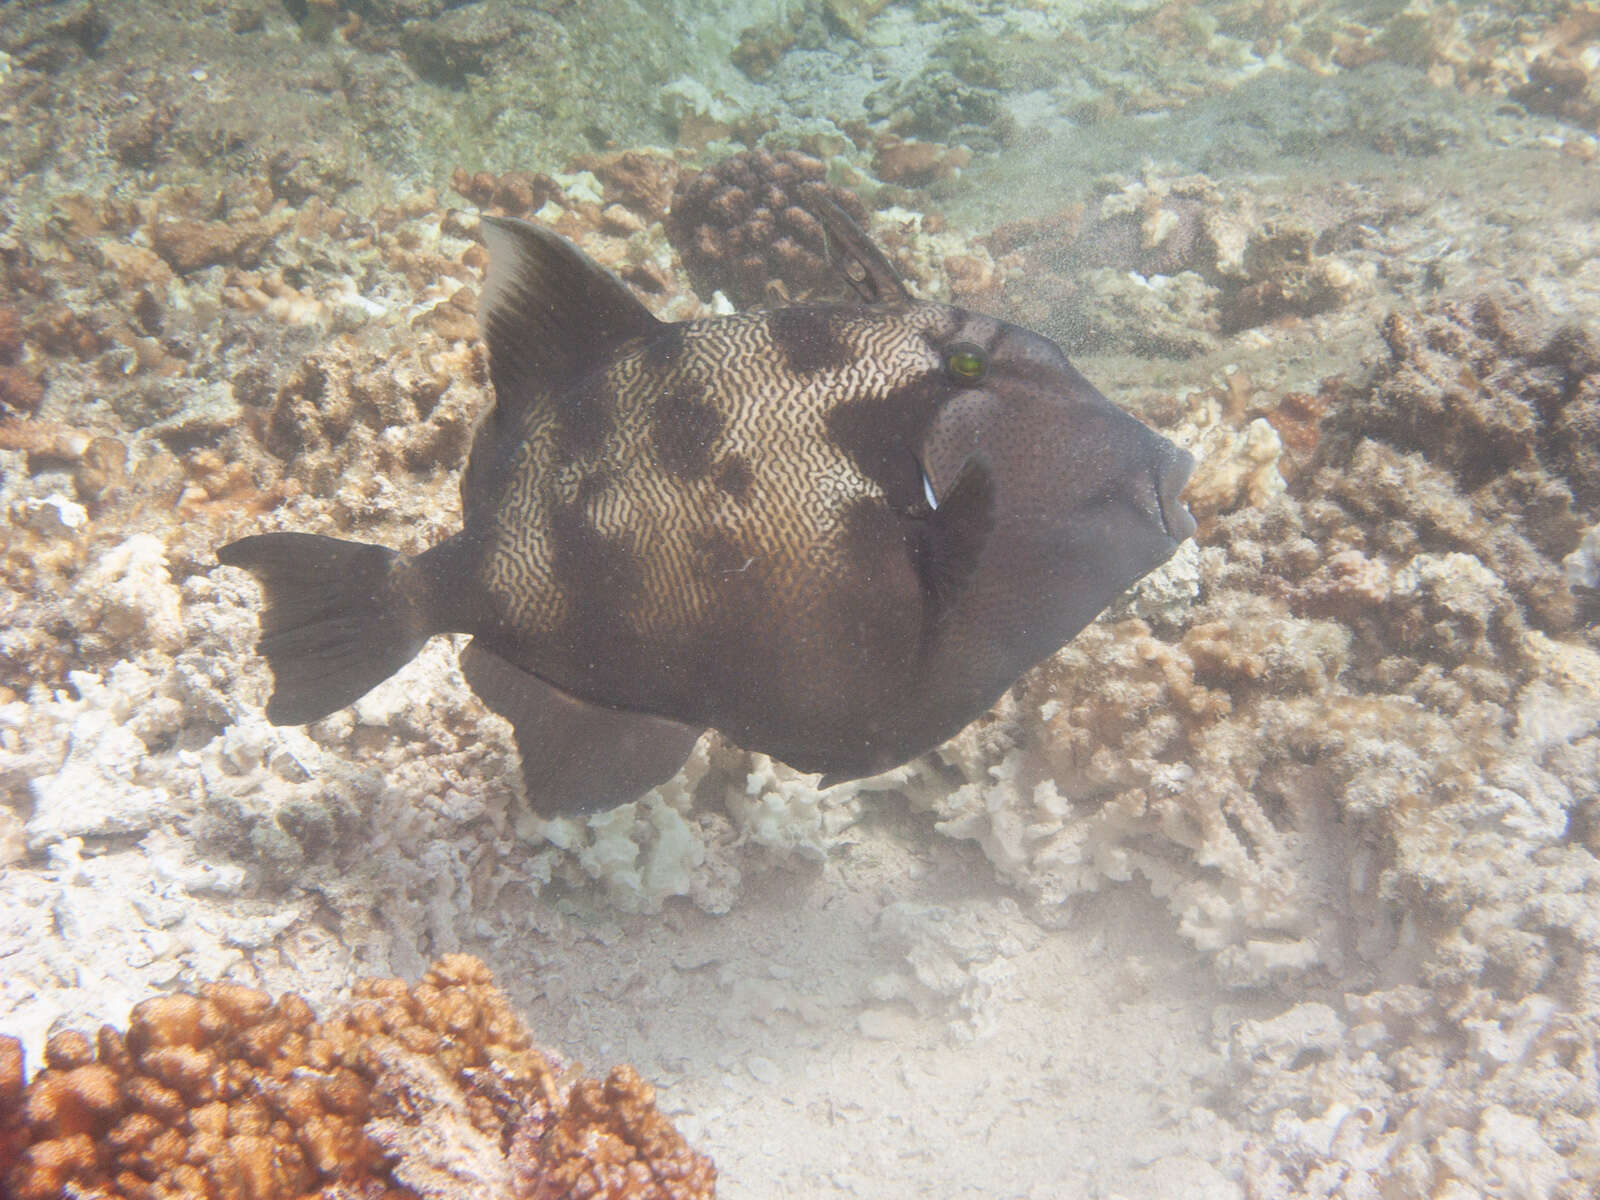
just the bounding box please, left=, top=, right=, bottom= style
left=912, top=455, right=994, bottom=620
left=460, top=641, right=701, bottom=815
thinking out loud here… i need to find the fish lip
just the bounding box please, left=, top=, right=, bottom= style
left=1155, top=445, right=1198, bottom=543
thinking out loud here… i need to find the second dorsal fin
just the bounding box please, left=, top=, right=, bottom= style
left=478, top=215, right=664, bottom=404
left=815, top=199, right=912, bottom=305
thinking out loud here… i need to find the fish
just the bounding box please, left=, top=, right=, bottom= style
left=218, top=204, right=1196, bottom=814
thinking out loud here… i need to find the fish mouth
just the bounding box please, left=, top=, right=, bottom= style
left=1154, top=444, right=1198, bottom=542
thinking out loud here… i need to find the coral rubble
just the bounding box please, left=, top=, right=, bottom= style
left=987, top=171, right=1368, bottom=358
left=1304, top=297, right=1597, bottom=639
left=0, top=955, right=714, bottom=1200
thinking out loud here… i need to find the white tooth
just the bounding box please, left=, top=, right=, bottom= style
left=922, top=470, right=939, bottom=511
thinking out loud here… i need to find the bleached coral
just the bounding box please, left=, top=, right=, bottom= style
left=1189, top=304, right=1600, bottom=1194
left=1563, top=521, right=1600, bottom=589
left=723, top=753, right=861, bottom=859
left=11, top=493, right=85, bottom=536
left=522, top=742, right=865, bottom=915
left=535, top=795, right=709, bottom=916
left=1080, top=267, right=1223, bottom=359
left=70, top=533, right=184, bottom=654
left=17, top=665, right=181, bottom=850
left=892, top=598, right=1356, bottom=988
left=1185, top=416, right=1288, bottom=519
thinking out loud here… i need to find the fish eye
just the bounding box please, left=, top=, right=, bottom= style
left=945, top=343, right=987, bottom=383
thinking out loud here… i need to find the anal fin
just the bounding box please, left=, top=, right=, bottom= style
left=460, top=640, right=701, bottom=816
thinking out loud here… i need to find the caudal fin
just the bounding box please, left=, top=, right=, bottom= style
left=217, top=532, right=427, bottom=725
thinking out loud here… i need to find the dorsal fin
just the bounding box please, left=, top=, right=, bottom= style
left=815, top=199, right=913, bottom=305
left=478, top=215, right=663, bottom=403
left=464, top=217, right=665, bottom=514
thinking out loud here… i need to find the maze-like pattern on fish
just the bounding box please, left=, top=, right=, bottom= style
left=480, top=307, right=950, bottom=660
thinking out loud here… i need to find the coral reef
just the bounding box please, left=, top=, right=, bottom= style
left=526, top=1065, right=714, bottom=1200
left=865, top=287, right=1600, bottom=1194
left=3, top=0, right=1600, bottom=1194
left=0, top=306, right=23, bottom=364
left=865, top=69, right=1001, bottom=149
left=448, top=156, right=697, bottom=316
left=451, top=167, right=567, bottom=220
left=1306, top=297, right=1596, bottom=636
left=1512, top=52, right=1600, bottom=128
left=871, top=136, right=972, bottom=187
left=664, top=149, right=871, bottom=308
left=0, top=954, right=714, bottom=1199
left=987, top=171, right=1368, bottom=357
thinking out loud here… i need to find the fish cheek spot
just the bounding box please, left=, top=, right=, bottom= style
left=652, top=385, right=724, bottom=480
left=767, top=306, right=850, bottom=375
left=714, top=455, right=755, bottom=502
left=825, top=379, right=942, bottom=508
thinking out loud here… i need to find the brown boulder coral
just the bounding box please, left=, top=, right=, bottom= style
left=0, top=365, right=44, bottom=415
left=0, top=955, right=715, bottom=1200
left=664, top=148, right=871, bottom=307
left=570, top=151, right=683, bottom=225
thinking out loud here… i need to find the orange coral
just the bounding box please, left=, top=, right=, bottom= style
left=520, top=1067, right=717, bottom=1200
left=0, top=955, right=715, bottom=1200
left=449, top=167, right=564, bottom=218
left=569, top=151, right=682, bottom=224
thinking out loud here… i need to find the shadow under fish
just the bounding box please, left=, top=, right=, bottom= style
left=218, top=204, right=1196, bottom=815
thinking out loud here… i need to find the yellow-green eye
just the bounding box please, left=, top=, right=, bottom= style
left=946, top=345, right=986, bottom=382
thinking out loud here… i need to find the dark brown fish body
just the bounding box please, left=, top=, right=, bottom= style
left=220, top=213, right=1195, bottom=811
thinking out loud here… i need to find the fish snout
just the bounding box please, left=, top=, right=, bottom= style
left=1154, top=441, right=1197, bottom=543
